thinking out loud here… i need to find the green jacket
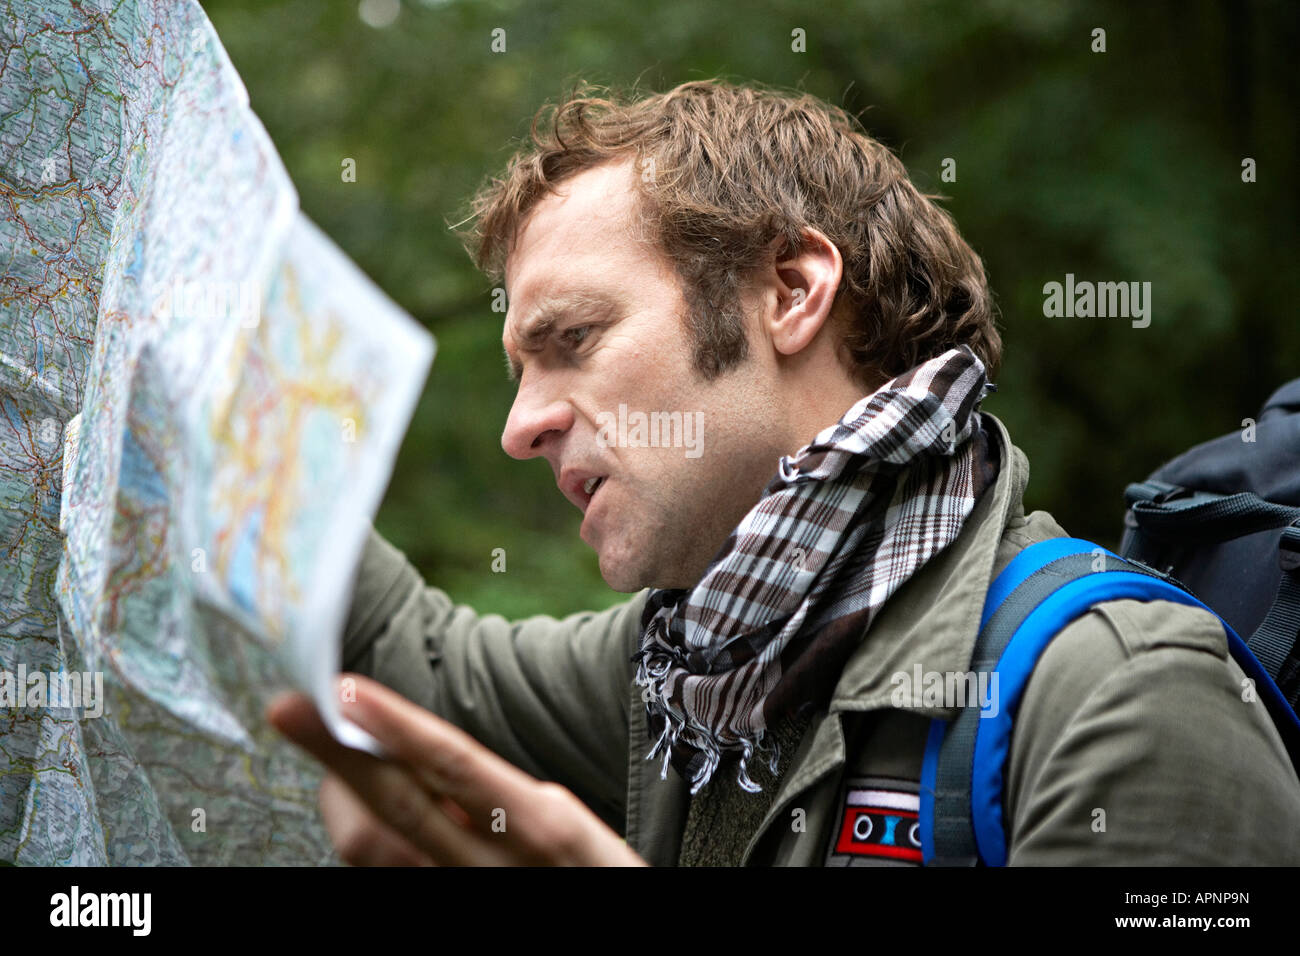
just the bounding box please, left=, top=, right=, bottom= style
left=341, top=413, right=1300, bottom=865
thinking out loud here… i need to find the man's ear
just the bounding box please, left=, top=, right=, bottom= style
left=763, top=228, right=844, bottom=357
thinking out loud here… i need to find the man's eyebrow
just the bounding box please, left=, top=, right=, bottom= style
left=504, top=313, right=556, bottom=383
left=502, top=290, right=621, bottom=383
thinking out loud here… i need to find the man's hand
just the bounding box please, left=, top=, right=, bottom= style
left=267, top=673, right=647, bottom=866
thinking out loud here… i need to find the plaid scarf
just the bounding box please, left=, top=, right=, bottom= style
left=632, top=345, right=995, bottom=795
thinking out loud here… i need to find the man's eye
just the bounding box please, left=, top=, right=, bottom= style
left=561, top=325, right=594, bottom=348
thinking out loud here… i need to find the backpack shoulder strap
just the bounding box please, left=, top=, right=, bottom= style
left=1254, top=522, right=1300, bottom=707
left=918, top=537, right=1300, bottom=867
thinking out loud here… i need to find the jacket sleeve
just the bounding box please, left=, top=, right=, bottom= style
left=1004, top=597, right=1300, bottom=865
left=339, top=525, right=646, bottom=834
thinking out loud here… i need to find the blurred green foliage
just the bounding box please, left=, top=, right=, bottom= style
left=201, top=0, right=1299, bottom=618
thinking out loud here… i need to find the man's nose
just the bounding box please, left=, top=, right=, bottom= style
left=501, top=383, right=574, bottom=460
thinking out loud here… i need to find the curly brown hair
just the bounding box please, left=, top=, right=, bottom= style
left=456, top=79, right=1001, bottom=389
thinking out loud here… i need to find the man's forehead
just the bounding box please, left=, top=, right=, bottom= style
left=503, top=159, right=639, bottom=296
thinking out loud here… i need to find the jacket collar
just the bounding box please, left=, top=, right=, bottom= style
left=827, top=411, right=1028, bottom=716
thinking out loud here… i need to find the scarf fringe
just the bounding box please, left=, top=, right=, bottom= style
left=635, top=646, right=782, bottom=794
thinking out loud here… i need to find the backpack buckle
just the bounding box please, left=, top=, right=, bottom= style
left=1124, top=480, right=1186, bottom=508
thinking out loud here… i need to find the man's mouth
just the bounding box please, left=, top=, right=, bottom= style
left=579, top=475, right=608, bottom=511
left=560, top=468, right=609, bottom=513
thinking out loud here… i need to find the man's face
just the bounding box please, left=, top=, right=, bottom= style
left=501, top=158, right=790, bottom=591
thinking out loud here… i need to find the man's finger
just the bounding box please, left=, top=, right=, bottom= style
left=319, top=772, right=434, bottom=867
left=266, top=691, right=376, bottom=778
left=333, top=674, right=538, bottom=827
left=267, top=690, right=507, bottom=865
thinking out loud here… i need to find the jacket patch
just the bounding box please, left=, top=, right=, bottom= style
left=826, top=777, right=922, bottom=866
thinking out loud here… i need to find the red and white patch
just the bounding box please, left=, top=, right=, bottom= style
left=830, top=783, right=923, bottom=863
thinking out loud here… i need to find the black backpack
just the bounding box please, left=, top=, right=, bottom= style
left=1119, top=378, right=1300, bottom=708
left=920, top=378, right=1300, bottom=866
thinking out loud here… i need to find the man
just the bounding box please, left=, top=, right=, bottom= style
left=268, top=80, right=1300, bottom=865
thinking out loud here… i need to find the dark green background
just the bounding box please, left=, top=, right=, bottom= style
left=200, top=0, right=1299, bottom=618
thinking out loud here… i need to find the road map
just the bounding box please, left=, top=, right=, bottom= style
left=0, top=0, right=435, bottom=863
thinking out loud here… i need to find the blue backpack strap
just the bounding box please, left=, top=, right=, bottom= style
left=919, top=537, right=1300, bottom=867
left=920, top=537, right=1120, bottom=865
